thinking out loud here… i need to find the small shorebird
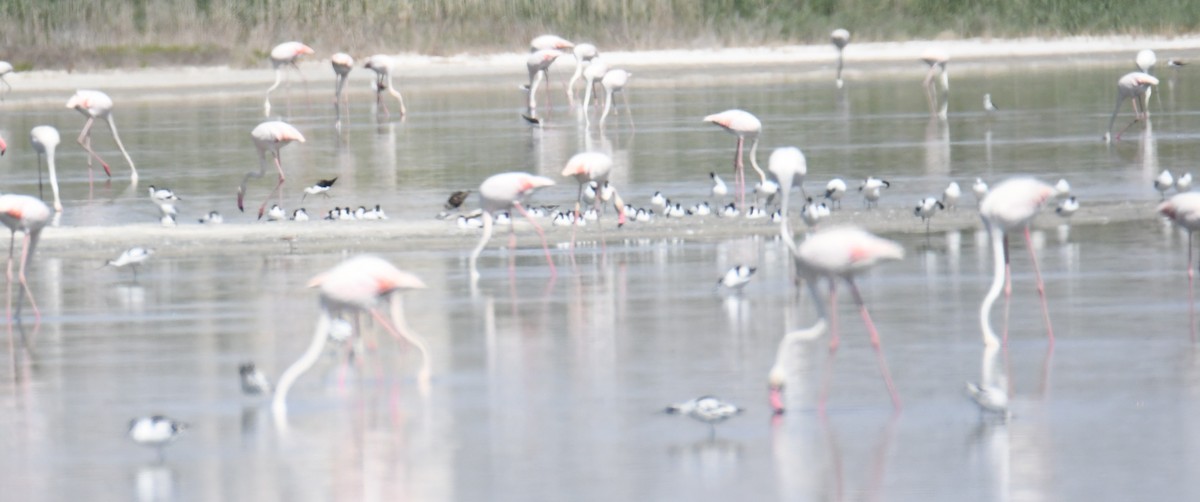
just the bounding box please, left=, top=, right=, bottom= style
left=239, top=363, right=272, bottom=395
left=972, top=177, right=989, bottom=203
left=129, top=415, right=187, bottom=459
left=1156, top=169, right=1176, bottom=200
left=148, top=185, right=180, bottom=202
left=444, top=190, right=471, bottom=210
left=710, top=172, right=728, bottom=197
left=983, top=93, right=998, bottom=113
left=106, top=247, right=154, bottom=281
left=942, top=181, right=962, bottom=210
left=665, top=395, right=743, bottom=434
left=718, top=265, right=756, bottom=290
left=198, top=211, right=223, bottom=224
left=1054, top=178, right=1071, bottom=199
left=292, top=208, right=309, bottom=221
left=824, top=178, right=847, bottom=209
left=859, top=177, right=890, bottom=209
left=1056, top=196, right=1079, bottom=217
left=965, top=382, right=1010, bottom=418
left=266, top=204, right=286, bottom=221
left=301, top=177, right=337, bottom=201
left=914, top=197, right=944, bottom=233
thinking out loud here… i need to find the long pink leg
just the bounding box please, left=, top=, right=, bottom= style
left=817, top=345, right=838, bottom=415
left=1024, top=226, right=1055, bottom=344
left=1003, top=234, right=1012, bottom=345
left=828, top=280, right=840, bottom=352
left=848, top=279, right=901, bottom=411
left=512, top=201, right=557, bottom=277
left=257, top=153, right=287, bottom=219
left=5, top=231, right=12, bottom=324
left=734, top=137, right=745, bottom=211
left=1190, top=232, right=1196, bottom=341
left=76, top=118, right=112, bottom=178
left=17, top=234, right=39, bottom=324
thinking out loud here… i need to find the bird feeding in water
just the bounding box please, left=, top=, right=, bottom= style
left=128, top=415, right=187, bottom=459
left=105, top=247, right=154, bottom=282
left=718, top=265, right=756, bottom=291
left=665, top=395, right=743, bottom=436
left=301, top=177, right=337, bottom=201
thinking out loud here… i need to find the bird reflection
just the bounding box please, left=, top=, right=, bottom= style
left=924, top=117, right=951, bottom=175
left=134, top=463, right=176, bottom=502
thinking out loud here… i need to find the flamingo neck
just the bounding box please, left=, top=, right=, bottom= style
left=980, top=221, right=1004, bottom=348
left=747, top=138, right=766, bottom=183
left=469, top=210, right=495, bottom=282
left=272, top=310, right=333, bottom=427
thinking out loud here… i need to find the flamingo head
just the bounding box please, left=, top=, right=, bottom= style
left=1159, top=200, right=1177, bottom=219
left=768, top=368, right=786, bottom=414
left=518, top=175, right=556, bottom=195
left=65, top=94, right=87, bottom=110
left=0, top=134, right=6, bottom=156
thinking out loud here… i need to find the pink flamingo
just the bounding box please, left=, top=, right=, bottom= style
left=30, top=126, right=62, bottom=213
left=238, top=121, right=305, bottom=219
left=1158, top=192, right=1200, bottom=332
left=598, top=69, right=631, bottom=127
left=704, top=109, right=765, bottom=211
left=524, top=49, right=562, bottom=122
left=921, top=47, right=950, bottom=119
left=363, top=54, right=407, bottom=117
left=468, top=172, right=557, bottom=281
left=767, top=146, right=808, bottom=252
left=566, top=43, right=599, bottom=104
left=578, top=58, right=610, bottom=116
left=0, top=194, right=51, bottom=324
left=66, top=90, right=137, bottom=183
left=272, top=255, right=429, bottom=419
left=331, top=52, right=353, bottom=125
left=529, top=34, right=574, bottom=53
left=561, top=152, right=628, bottom=251
left=784, top=226, right=904, bottom=411
left=979, top=177, right=1056, bottom=347
left=1104, top=71, right=1159, bottom=142
left=264, top=41, right=315, bottom=117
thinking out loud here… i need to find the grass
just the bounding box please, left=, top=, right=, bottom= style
left=0, top=0, right=1196, bottom=70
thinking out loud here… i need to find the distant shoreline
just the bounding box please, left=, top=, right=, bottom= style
left=4, top=35, right=1199, bottom=107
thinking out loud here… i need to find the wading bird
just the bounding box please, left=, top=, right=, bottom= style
left=30, top=126, right=62, bottom=212
left=1104, top=72, right=1158, bottom=142
left=566, top=43, right=599, bottom=104
left=364, top=54, right=406, bottom=117
left=66, top=90, right=137, bottom=183
left=331, top=52, right=353, bottom=125
left=704, top=109, right=764, bottom=211
left=921, top=47, right=950, bottom=119
left=128, top=415, right=187, bottom=459
left=272, top=255, right=430, bottom=420
left=239, top=121, right=305, bottom=219
left=979, top=178, right=1057, bottom=347
left=264, top=41, right=314, bottom=117
left=831, top=29, right=850, bottom=88
left=0, top=194, right=50, bottom=323
left=469, top=172, right=557, bottom=281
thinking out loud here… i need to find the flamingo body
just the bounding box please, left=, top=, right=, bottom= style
left=66, top=89, right=137, bottom=182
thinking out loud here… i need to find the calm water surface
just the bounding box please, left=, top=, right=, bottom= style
left=2, top=55, right=1200, bottom=500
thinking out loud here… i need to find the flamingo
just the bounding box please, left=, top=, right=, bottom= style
left=272, top=255, right=430, bottom=420
left=921, top=47, right=950, bottom=119
left=331, top=52, right=353, bottom=125
left=263, top=41, right=314, bottom=117
left=524, top=49, right=561, bottom=121
left=0, top=194, right=51, bottom=324
left=791, top=226, right=905, bottom=410
left=979, top=178, right=1057, bottom=347
left=468, top=172, right=557, bottom=281
left=0, top=61, right=12, bottom=98
left=529, top=34, right=574, bottom=53
left=1159, top=193, right=1200, bottom=323
left=767, top=146, right=808, bottom=252
left=66, top=90, right=137, bottom=183
left=30, top=126, right=62, bottom=213
left=579, top=58, right=610, bottom=116
left=363, top=54, right=406, bottom=117
left=566, top=43, right=599, bottom=104
left=238, top=121, right=305, bottom=219
left=560, top=152, right=627, bottom=252
left=1104, top=72, right=1159, bottom=142
left=704, top=109, right=764, bottom=212
left=831, top=29, right=850, bottom=88
left=598, top=69, right=631, bottom=127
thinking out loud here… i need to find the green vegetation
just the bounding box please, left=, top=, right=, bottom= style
left=0, top=0, right=1195, bottom=70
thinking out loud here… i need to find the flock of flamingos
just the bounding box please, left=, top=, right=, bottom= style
left=0, top=29, right=1191, bottom=450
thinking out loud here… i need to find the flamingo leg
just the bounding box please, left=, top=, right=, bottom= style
left=18, top=233, right=38, bottom=324
left=734, top=136, right=745, bottom=211
left=257, top=153, right=287, bottom=220
left=1190, top=231, right=1196, bottom=340
left=828, top=280, right=840, bottom=352
left=512, top=201, right=556, bottom=277
left=5, top=230, right=13, bottom=323
left=105, top=115, right=137, bottom=183
left=36, top=154, right=44, bottom=199
left=1024, top=226, right=1055, bottom=344
left=77, top=117, right=111, bottom=178
left=847, top=279, right=901, bottom=411
left=238, top=150, right=270, bottom=212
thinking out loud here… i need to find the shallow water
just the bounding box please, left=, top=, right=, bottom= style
left=2, top=55, right=1200, bottom=500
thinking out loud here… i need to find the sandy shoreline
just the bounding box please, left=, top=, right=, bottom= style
left=4, top=35, right=1199, bottom=106
left=31, top=198, right=1158, bottom=259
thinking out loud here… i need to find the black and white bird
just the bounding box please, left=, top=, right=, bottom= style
left=444, top=190, right=471, bottom=210
left=301, top=177, right=337, bottom=201
left=265, top=204, right=286, bottom=221
left=106, top=247, right=154, bottom=281
left=801, top=197, right=829, bottom=228
left=824, top=178, right=847, bottom=209
left=198, top=211, right=223, bottom=224
left=1054, top=178, right=1071, bottom=200
left=710, top=172, right=728, bottom=197
left=1156, top=169, right=1175, bottom=200
left=914, top=197, right=945, bottom=234
left=148, top=185, right=181, bottom=202
left=1056, top=196, right=1079, bottom=217
left=239, top=362, right=272, bottom=395
left=720, top=202, right=740, bottom=218
left=1177, top=172, right=1193, bottom=193
left=1168, top=58, right=1187, bottom=68
left=859, top=176, right=890, bottom=209
left=744, top=205, right=767, bottom=219
left=665, top=396, right=744, bottom=428
left=942, top=181, right=962, bottom=210
left=292, top=208, right=309, bottom=221
left=972, top=177, right=989, bottom=203
left=965, top=382, right=1010, bottom=419
left=650, top=191, right=667, bottom=207
left=983, top=93, right=998, bottom=113
left=718, top=265, right=756, bottom=290
left=128, top=415, right=187, bottom=456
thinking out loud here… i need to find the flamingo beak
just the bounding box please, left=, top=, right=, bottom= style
left=0, top=136, right=6, bottom=156
left=769, top=385, right=785, bottom=414
left=237, top=188, right=246, bottom=212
